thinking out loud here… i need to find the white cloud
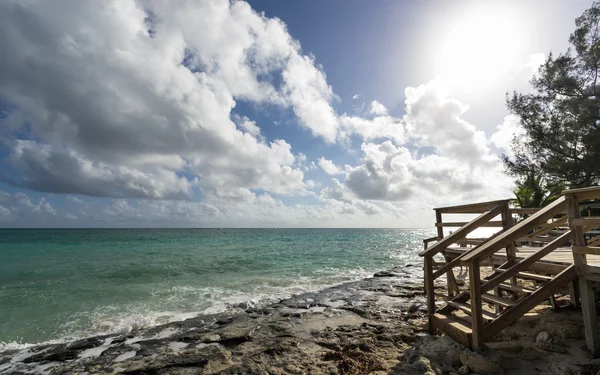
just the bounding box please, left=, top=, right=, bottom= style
left=369, top=100, right=387, bottom=115
left=490, top=114, right=526, bottom=157
left=0, top=0, right=332, bottom=200
left=282, top=54, right=339, bottom=143
left=403, top=79, right=493, bottom=164
left=525, top=53, right=546, bottom=75
left=67, top=195, right=84, bottom=204
left=317, top=157, right=343, bottom=175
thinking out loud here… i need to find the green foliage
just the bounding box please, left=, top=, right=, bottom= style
left=504, top=1, right=600, bottom=189
left=512, top=171, right=564, bottom=209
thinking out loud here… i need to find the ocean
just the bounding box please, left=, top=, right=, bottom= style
left=0, top=228, right=432, bottom=350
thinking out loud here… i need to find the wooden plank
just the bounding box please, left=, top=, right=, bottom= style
left=480, top=293, right=517, bottom=307
left=483, top=265, right=577, bottom=340
left=563, top=186, right=600, bottom=201
left=573, top=246, right=600, bottom=256
left=498, top=283, right=536, bottom=294
left=517, top=272, right=553, bottom=281
left=420, top=203, right=506, bottom=257
left=509, top=208, right=540, bottom=214
left=433, top=228, right=507, bottom=279
left=526, top=216, right=568, bottom=239
left=424, top=255, right=436, bottom=334
left=469, top=262, right=484, bottom=351
left=436, top=221, right=503, bottom=228
left=589, top=236, right=600, bottom=247
left=446, top=300, right=498, bottom=322
left=431, top=313, right=471, bottom=347
left=479, top=231, right=572, bottom=294
left=569, top=217, right=600, bottom=227
left=435, top=199, right=510, bottom=214
left=462, top=196, right=568, bottom=263
left=581, top=265, right=600, bottom=282
left=567, top=193, right=600, bottom=356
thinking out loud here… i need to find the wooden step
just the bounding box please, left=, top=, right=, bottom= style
left=431, top=313, right=472, bottom=347
left=516, top=272, right=553, bottom=282
left=498, top=283, right=537, bottom=294
left=481, top=293, right=516, bottom=307
left=446, top=300, right=498, bottom=322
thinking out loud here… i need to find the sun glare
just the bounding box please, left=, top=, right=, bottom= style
left=440, top=7, right=520, bottom=90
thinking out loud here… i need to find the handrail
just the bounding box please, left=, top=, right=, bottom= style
left=525, top=215, right=568, bottom=239
left=563, top=186, right=600, bottom=200
left=419, top=202, right=505, bottom=257
left=434, top=199, right=510, bottom=214
left=480, top=230, right=573, bottom=294
left=461, top=196, right=568, bottom=263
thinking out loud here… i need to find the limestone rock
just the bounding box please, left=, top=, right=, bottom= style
left=535, top=331, right=566, bottom=353
left=459, top=349, right=499, bottom=374
left=458, top=364, right=470, bottom=375
left=420, top=335, right=464, bottom=366
left=536, top=331, right=552, bottom=350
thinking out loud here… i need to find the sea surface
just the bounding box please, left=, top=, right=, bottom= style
left=0, top=228, right=432, bottom=350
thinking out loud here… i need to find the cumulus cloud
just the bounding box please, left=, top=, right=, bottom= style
left=369, top=100, right=387, bottom=115
left=0, top=0, right=520, bottom=228
left=0, top=0, right=330, bottom=200
left=317, top=157, right=343, bottom=175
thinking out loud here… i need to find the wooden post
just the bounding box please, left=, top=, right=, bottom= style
left=567, top=194, right=600, bottom=356
left=469, top=259, right=484, bottom=351
left=424, top=254, right=436, bottom=334
left=437, top=210, right=459, bottom=297
left=501, top=203, right=518, bottom=306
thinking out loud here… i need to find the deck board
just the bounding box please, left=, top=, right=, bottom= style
left=446, top=246, right=600, bottom=266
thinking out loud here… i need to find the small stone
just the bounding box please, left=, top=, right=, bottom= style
left=458, top=364, right=470, bottom=375
left=201, top=334, right=221, bottom=343
left=535, top=331, right=552, bottom=351
left=460, top=349, right=499, bottom=374
left=284, top=364, right=302, bottom=374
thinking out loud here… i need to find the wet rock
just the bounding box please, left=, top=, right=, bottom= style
left=215, top=316, right=234, bottom=325
left=459, top=349, right=499, bottom=374
left=23, top=346, right=79, bottom=362
left=67, top=337, right=103, bottom=351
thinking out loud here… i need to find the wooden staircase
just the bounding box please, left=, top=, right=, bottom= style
left=421, top=187, right=600, bottom=353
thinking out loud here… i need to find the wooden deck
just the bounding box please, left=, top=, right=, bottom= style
left=445, top=246, right=600, bottom=266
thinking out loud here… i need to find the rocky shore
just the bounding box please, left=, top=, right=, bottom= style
left=3, top=266, right=600, bottom=375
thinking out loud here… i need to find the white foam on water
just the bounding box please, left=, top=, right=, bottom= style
left=79, top=338, right=113, bottom=359
left=151, top=327, right=180, bottom=340
left=1, top=263, right=422, bottom=357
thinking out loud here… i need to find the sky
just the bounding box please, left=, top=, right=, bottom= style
left=0, top=0, right=594, bottom=228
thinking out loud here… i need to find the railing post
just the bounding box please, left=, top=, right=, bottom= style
left=469, top=259, right=484, bottom=350
left=567, top=193, right=600, bottom=356
left=424, top=254, right=436, bottom=334
left=437, top=209, right=459, bottom=296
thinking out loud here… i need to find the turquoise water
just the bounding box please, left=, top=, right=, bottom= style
left=0, top=228, right=431, bottom=348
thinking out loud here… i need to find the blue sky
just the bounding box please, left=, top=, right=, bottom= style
left=0, top=0, right=594, bottom=228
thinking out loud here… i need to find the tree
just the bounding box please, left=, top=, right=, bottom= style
left=504, top=1, right=600, bottom=189
left=513, top=171, right=564, bottom=208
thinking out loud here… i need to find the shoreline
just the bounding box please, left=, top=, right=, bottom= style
left=4, top=266, right=600, bottom=374
left=0, top=265, right=430, bottom=374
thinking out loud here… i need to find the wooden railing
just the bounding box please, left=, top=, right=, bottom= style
left=421, top=186, right=600, bottom=353
left=421, top=199, right=510, bottom=336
